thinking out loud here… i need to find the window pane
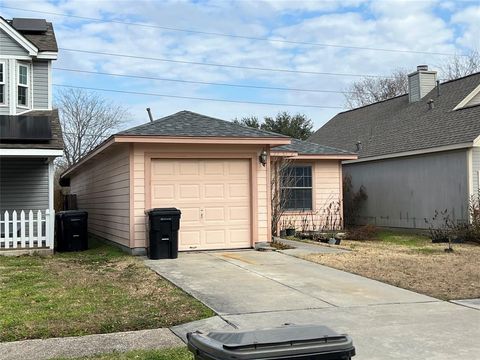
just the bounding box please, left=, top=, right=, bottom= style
left=281, top=188, right=313, bottom=211
left=18, top=86, right=27, bottom=105
left=0, top=63, right=3, bottom=83
left=0, top=85, right=4, bottom=103
left=19, top=66, right=27, bottom=85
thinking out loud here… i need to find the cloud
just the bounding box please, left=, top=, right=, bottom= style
left=2, top=0, right=475, bottom=129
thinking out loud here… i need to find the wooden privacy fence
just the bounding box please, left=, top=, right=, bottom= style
left=0, top=210, right=53, bottom=250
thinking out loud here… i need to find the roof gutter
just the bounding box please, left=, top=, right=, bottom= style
left=343, top=142, right=474, bottom=164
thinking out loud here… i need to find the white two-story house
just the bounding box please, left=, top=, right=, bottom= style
left=0, top=17, right=63, bottom=253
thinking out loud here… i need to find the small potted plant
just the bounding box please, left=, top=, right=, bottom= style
left=285, top=219, right=296, bottom=237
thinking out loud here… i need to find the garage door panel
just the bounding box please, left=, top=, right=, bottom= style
left=204, top=207, right=225, bottom=222
left=153, top=185, right=175, bottom=200
left=204, top=184, right=225, bottom=199
left=205, top=230, right=226, bottom=244
left=229, top=206, right=250, bottom=221
left=179, top=184, right=201, bottom=199
left=230, top=229, right=250, bottom=243
left=229, top=184, right=250, bottom=199
left=204, top=161, right=225, bottom=175
left=152, top=161, right=174, bottom=175
left=179, top=161, right=200, bottom=175
left=151, top=158, right=251, bottom=251
left=180, top=231, right=201, bottom=247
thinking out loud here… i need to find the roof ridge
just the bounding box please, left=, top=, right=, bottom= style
left=335, top=71, right=480, bottom=115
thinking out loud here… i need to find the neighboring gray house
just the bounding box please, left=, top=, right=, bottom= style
left=0, top=17, right=63, bottom=252
left=309, top=66, right=480, bottom=229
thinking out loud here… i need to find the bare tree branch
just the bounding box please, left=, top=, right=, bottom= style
left=55, top=88, right=129, bottom=167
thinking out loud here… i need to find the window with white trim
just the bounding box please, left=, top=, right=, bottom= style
left=280, top=165, right=313, bottom=211
left=18, top=64, right=29, bottom=107
left=0, top=62, right=5, bottom=105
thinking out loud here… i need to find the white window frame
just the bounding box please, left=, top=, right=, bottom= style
left=17, top=63, right=29, bottom=108
left=0, top=61, right=6, bottom=106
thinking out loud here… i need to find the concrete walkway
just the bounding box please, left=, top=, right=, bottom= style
left=146, top=250, right=480, bottom=360
left=273, top=237, right=348, bottom=256
left=0, top=328, right=182, bottom=360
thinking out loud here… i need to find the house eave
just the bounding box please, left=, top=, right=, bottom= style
left=293, top=154, right=358, bottom=160
left=0, top=17, right=38, bottom=56
left=114, top=135, right=291, bottom=146
left=36, top=51, right=58, bottom=60
left=343, top=142, right=474, bottom=164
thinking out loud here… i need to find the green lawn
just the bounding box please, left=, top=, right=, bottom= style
left=0, top=239, right=214, bottom=342
left=376, top=230, right=431, bottom=247
left=55, top=348, right=192, bottom=360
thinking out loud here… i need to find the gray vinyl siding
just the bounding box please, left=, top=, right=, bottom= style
left=344, top=149, right=469, bottom=229
left=408, top=74, right=420, bottom=102
left=0, top=158, right=49, bottom=212
left=32, top=60, right=49, bottom=109
left=473, top=147, right=480, bottom=197
left=0, top=29, right=28, bottom=56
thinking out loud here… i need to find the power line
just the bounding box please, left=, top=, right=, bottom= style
left=2, top=5, right=462, bottom=57
left=53, top=67, right=353, bottom=94
left=59, top=48, right=384, bottom=78
left=52, top=84, right=345, bottom=109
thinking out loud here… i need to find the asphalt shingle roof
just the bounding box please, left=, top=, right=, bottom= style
left=6, top=19, right=58, bottom=52
left=0, top=109, right=64, bottom=150
left=273, top=138, right=355, bottom=155
left=118, top=110, right=289, bottom=138
left=308, top=73, right=480, bottom=158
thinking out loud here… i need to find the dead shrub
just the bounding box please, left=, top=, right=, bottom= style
left=347, top=224, right=378, bottom=240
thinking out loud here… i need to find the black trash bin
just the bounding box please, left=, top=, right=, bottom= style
left=187, top=324, right=355, bottom=360
left=146, top=208, right=181, bottom=260
left=55, top=210, right=88, bottom=252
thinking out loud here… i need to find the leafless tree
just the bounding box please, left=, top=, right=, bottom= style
left=345, top=51, right=480, bottom=109
left=344, top=69, right=409, bottom=109
left=55, top=88, right=129, bottom=167
left=271, top=157, right=294, bottom=237
left=438, top=49, right=480, bottom=81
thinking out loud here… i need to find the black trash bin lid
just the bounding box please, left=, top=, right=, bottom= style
left=56, top=210, right=88, bottom=217
left=145, top=208, right=181, bottom=216
left=187, top=324, right=355, bottom=360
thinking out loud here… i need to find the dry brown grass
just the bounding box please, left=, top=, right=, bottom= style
left=303, top=232, right=480, bottom=300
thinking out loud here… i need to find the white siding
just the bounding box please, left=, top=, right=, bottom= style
left=32, top=60, right=49, bottom=109
left=0, top=158, right=49, bottom=211
left=0, top=59, right=10, bottom=115
left=69, top=144, right=131, bottom=247
left=466, top=92, right=480, bottom=108
left=473, top=147, right=480, bottom=197
left=0, top=29, right=28, bottom=56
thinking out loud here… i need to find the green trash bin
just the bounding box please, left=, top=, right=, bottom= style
left=187, top=324, right=355, bottom=360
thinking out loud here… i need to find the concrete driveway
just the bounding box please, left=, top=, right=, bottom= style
left=146, top=250, right=480, bottom=360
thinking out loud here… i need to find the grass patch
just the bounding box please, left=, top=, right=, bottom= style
left=303, top=230, right=480, bottom=300
left=55, top=347, right=192, bottom=360
left=0, top=239, right=214, bottom=342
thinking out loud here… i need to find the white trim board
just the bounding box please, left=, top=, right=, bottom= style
left=0, top=148, right=63, bottom=157
left=343, top=142, right=473, bottom=164
left=454, top=84, right=480, bottom=110
left=0, top=18, right=38, bottom=56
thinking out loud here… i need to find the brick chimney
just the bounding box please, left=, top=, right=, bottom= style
left=408, top=65, right=437, bottom=103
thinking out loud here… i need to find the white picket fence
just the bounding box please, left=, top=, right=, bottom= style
left=0, top=210, right=53, bottom=250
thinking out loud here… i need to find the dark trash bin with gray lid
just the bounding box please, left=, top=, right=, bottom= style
left=55, top=210, right=88, bottom=252
left=146, top=208, right=181, bottom=260
left=187, top=324, right=355, bottom=360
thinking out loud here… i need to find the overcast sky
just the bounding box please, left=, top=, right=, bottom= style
left=2, top=0, right=479, bottom=130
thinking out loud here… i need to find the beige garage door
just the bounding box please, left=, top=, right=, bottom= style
left=150, top=159, right=251, bottom=251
